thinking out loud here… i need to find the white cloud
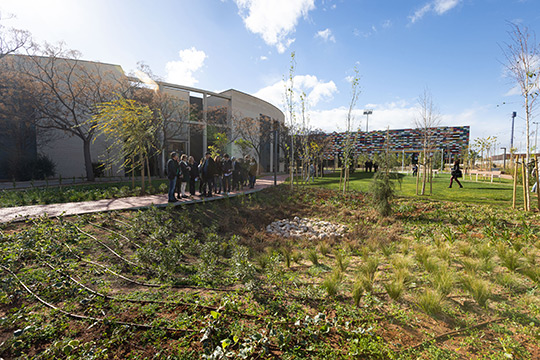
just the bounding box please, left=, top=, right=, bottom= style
left=260, top=55, right=268, bottom=61
left=234, top=0, right=315, bottom=53
left=165, top=47, right=207, bottom=86
left=315, top=28, right=336, bottom=43
left=306, top=101, right=488, bottom=136
left=409, top=0, right=460, bottom=23
left=434, top=0, right=460, bottom=14
left=254, top=74, right=337, bottom=110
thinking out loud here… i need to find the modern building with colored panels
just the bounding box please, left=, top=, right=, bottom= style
left=325, top=126, right=470, bottom=161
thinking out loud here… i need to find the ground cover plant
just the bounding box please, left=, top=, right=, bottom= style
left=1, top=180, right=540, bottom=359
left=0, top=179, right=168, bottom=208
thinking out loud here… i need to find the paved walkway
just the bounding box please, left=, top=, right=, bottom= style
left=0, top=174, right=287, bottom=223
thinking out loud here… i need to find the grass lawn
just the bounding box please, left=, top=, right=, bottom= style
left=310, top=170, right=535, bottom=208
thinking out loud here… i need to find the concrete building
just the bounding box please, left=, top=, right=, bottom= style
left=0, top=55, right=284, bottom=180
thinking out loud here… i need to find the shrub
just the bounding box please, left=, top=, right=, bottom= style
left=335, top=250, right=350, bottom=272
left=460, top=274, right=491, bottom=307
left=431, top=269, right=455, bottom=296
left=321, top=270, right=343, bottom=297
left=368, top=172, right=394, bottom=216
left=318, top=242, right=330, bottom=256
left=416, top=288, right=444, bottom=315
left=92, top=162, right=106, bottom=178
left=307, top=248, right=319, bottom=266
left=384, top=273, right=405, bottom=301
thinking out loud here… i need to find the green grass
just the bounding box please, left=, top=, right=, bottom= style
left=311, top=170, right=532, bottom=208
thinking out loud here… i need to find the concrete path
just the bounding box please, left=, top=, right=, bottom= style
left=0, top=174, right=287, bottom=223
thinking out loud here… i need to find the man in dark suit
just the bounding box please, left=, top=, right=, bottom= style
left=166, top=152, right=179, bottom=202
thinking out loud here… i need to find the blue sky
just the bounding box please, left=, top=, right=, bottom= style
left=1, top=0, right=539, bottom=152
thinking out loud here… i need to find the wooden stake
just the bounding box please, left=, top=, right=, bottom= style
left=536, top=155, right=540, bottom=211
left=512, top=156, right=518, bottom=209
left=522, top=158, right=528, bottom=211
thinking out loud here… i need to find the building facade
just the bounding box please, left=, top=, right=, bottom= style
left=326, top=126, right=470, bottom=162
left=0, top=55, right=285, bottom=180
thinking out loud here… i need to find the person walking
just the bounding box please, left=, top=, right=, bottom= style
left=166, top=152, right=179, bottom=203
left=449, top=159, right=463, bottom=188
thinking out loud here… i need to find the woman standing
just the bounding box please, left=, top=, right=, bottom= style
left=449, top=159, right=463, bottom=188
left=179, top=154, right=190, bottom=198
left=188, top=156, right=199, bottom=196
left=248, top=156, right=257, bottom=188
left=214, top=155, right=222, bottom=194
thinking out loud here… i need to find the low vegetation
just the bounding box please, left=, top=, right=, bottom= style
left=1, top=176, right=540, bottom=358
left=0, top=180, right=168, bottom=207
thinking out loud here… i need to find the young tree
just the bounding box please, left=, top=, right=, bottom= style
left=415, top=89, right=441, bottom=196
left=10, top=43, right=129, bottom=181
left=341, top=67, right=361, bottom=194
left=501, top=23, right=540, bottom=211
left=285, top=52, right=297, bottom=190
left=93, top=97, right=161, bottom=193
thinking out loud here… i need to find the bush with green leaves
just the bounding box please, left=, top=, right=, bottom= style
left=368, top=171, right=395, bottom=216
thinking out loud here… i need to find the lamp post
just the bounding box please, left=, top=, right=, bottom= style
left=501, top=147, right=507, bottom=170
left=363, top=110, right=373, bottom=132
left=510, top=111, right=517, bottom=150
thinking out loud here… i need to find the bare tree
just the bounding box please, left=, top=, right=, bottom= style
left=341, top=67, right=361, bottom=194
left=0, top=13, right=31, bottom=60
left=415, top=89, right=441, bottom=196
left=234, top=115, right=273, bottom=172
left=501, top=23, right=540, bottom=211
left=285, top=52, right=297, bottom=190
left=8, top=43, right=130, bottom=181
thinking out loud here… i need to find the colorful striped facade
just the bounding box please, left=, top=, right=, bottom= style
left=325, top=126, right=470, bottom=159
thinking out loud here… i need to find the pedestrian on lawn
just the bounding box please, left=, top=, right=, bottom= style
left=449, top=159, right=463, bottom=188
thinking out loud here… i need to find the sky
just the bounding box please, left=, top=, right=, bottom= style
left=1, top=0, right=539, bottom=153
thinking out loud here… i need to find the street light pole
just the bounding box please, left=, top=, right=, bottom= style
left=510, top=111, right=517, bottom=150
left=363, top=110, right=373, bottom=133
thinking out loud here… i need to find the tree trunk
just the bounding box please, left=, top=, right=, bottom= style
left=416, top=163, right=420, bottom=195
left=536, top=156, right=540, bottom=210
left=83, top=138, right=95, bottom=182
left=512, top=156, right=518, bottom=209
left=429, top=159, right=433, bottom=195
left=131, top=155, right=135, bottom=189
left=421, top=152, right=427, bottom=196
left=521, top=158, right=529, bottom=211
left=146, top=156, right=152, bottom=188
left=140, top=152, right=145, bottom=194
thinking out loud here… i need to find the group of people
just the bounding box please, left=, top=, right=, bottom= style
left=166, top=151, right=258, bottom=203
left=364, top=160, right=378, bottom=172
